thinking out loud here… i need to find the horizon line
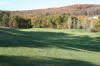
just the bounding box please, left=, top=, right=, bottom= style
left=1, top=3, right=100, bottom=11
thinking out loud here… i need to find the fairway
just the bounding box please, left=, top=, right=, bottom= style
left=0, top=27, right=100, bottom=66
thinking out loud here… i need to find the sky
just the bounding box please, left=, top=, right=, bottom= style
left=0, top=0, right=100, bottom=11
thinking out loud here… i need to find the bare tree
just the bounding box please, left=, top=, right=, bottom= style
left=77, top=20, right=80, bottom=29
left=68, top=16, right=72, bottom=29
left=73, top=18, right=76, bottom=29
left=88, top=20, right=95, bottom=32
left=82, top=18, right=87, bottom=30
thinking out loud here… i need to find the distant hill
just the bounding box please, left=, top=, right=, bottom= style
left=10, top=4, right=100, bottom=17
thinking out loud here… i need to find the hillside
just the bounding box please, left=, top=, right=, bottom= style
left=10, top=4, right=100, bottom=17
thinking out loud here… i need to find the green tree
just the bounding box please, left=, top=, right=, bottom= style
left=2, top=14, right=9, bottom=27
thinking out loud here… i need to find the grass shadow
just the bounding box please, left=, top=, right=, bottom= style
left=0, top=55, right=99, bottom=66
left=0, top=27, right=100, bottom=52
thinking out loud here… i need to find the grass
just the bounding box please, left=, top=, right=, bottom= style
left=0, top=27, right=100, bottom=66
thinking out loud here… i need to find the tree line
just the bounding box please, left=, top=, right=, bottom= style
left=0, top=11, right=32, bottom=28
left=0, top=11, right=100, bottom=32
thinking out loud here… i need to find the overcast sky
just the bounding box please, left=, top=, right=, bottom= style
left=0, top=0, right=100, bottom=11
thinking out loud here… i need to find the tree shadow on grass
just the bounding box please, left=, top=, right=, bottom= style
left=0, top=55, right=99, bottom=66
left=0, top=27, right=100, bottom=52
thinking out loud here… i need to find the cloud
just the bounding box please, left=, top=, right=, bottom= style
left=0, top=1, right=9, bottom=5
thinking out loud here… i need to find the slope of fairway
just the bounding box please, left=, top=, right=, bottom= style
left=0, top=27, right=100, bottom=66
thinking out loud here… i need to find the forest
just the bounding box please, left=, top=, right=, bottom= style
left=0, top=10, right=100, bottom=32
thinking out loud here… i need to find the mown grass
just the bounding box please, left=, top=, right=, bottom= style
left=0, top=27, right=100, bottom=66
